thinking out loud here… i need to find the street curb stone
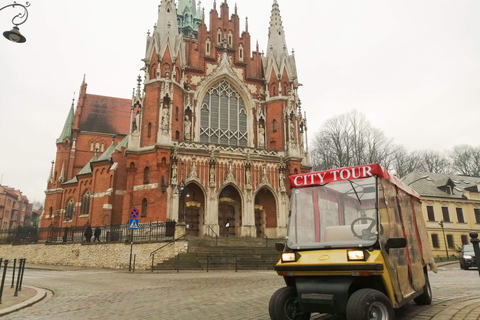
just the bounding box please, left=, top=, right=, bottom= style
left=0, top=286, right=47, bottom=316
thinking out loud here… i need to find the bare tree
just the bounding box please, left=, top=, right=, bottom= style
left=390, top=146, right=423, bottom=178
left=450, top=145, right=480, bottom=176
left=310, top=110, right=394, bottom=171
left=418, top=150, right=451, bottom=174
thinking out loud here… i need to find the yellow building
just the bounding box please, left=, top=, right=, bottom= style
left=403, top=172, right=480, bottom=258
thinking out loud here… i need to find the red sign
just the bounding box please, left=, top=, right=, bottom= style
left=288, top=164, right=421, bottom=200
left=130, top=208, right=139, bottom=219
left=289, top=164, right=386, bottom=188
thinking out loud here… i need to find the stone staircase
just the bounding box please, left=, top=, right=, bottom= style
left=152, top=236, right=283, bottom=271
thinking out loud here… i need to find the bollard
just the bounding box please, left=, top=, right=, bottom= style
left=11, top=259, right=16, bottom=288
left=18, top=259, right=26, bottom=291
left=0, top=260, right=8, bottom=303
left=14, top=259, right=22, bottom=296
left=469, top=232, right=480, bottom=277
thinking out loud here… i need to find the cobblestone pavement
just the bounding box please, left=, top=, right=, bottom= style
left=3, top=262, right=480, bottom=320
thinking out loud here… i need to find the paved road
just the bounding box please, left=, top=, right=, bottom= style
left=5, top=262, right=480, bottom=320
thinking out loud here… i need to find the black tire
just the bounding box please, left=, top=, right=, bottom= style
left=346, top=289, right=394, bottom=320
left=269, top=287, right=311, bottom=320
left=414, top=272, right=432, bottom=305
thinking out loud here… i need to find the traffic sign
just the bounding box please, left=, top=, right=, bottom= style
left=130, top=208, right=139, bottom=219
left=129, top=218, right=139, bottom=230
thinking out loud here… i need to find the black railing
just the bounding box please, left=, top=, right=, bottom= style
left=0, top=222, right=171, bottom=244
left=150, top=233, right=188, bottom=272
left=205, top=225, right=218, bottom=246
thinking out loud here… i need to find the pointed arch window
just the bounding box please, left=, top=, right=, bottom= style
left=239, top=44, right=244, bottom=62
left=175, top=107, right=179, bottom=121
left=147, top=123, right=152, bottom=137
left=81, top=190, right=91, bottom=216
left=206, top=38, right=211, bottom=56
left=141, top=198, right=148, bottom=217
left=144, top=167, right=150, bottom=184
left=200, top=80, right=248, bottom=146
left=95, top=142, right=100, bottom=152
left=217, top=29, right=222, bottom=44
left=65, top=198, right=74, bottom=221
left=273, top=119, right=277, bottom=132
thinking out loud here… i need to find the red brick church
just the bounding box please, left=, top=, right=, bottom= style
left=41, top=0, right=311, bottom=238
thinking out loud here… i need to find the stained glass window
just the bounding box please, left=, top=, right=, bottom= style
left=200, top=80, right=248, bottom=146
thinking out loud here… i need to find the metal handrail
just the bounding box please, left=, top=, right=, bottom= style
left=150, top=234, right=188, bottom=272
left=258, top=229, right=269, bottom=247
left=205, top=225, right=218, bottom=246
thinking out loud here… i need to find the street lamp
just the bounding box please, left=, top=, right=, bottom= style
left=439, top=220, right=449, bottom=259
left=1, top=1, right=30, bottom=43
left=179, top=180, right=186, bottom=223
left=406, top=175, right=430, bottom=186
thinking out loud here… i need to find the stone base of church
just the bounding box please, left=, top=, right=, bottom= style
left=276, top=226, right=287, bottom=239
left=175, top=223, right=187, bottom=238
left=241, top=225, right=257, bottom=237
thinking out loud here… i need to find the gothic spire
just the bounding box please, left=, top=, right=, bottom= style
left=155, top=0, right=180, bottom=46
left=56, top=99, right=75, bottom=144
left=267, top=0, right=288, bottom=59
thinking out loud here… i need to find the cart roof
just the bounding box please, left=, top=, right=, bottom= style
left=289, top=164, right=421, bottom=200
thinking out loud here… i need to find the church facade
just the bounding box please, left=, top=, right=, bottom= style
left=41, top=0, right=311, bottom=239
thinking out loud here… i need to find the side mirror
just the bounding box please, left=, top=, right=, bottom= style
left=275, top=242, right=286, bottom=252
left=385, top=237, right=407, bottom=253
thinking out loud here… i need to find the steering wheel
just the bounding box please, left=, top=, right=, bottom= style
left=351, top=217, right=377, bottom=240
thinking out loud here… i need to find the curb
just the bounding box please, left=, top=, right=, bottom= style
left=0, top=286, right=48, bottom=317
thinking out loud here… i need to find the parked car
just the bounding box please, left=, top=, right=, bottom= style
left=459, top=244, right=477, bottom=270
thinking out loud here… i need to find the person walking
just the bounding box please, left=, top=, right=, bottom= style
left=94, top=227, right=101, bottom=242
left=84, top=225, right=93, bottom=242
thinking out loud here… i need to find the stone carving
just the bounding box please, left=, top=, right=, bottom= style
left=258, top=125, right=265, bottom=147
left=184, top=115, right=191, bottom=140
left=188, top=157, right=198, bottom=179
left=171, top=163, right=177, bottom=185
left=162, top=106, right=170, bottom=135
left=210, top=165, right=215, bottom=186
left=279, top=171, right=286, bottom=192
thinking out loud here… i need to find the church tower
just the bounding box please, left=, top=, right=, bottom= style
left=124, top=0, right=311, bottom=238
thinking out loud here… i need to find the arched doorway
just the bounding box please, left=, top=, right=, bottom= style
left=218, top=185, right=242, bottom=237
left=254, top=187, right=277, bottom=238
left=179, top=183, right=205, bottom=237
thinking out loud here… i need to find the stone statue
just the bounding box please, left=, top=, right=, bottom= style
left=184, top=115, right=191, bottom=140
left=290, top=119, right=295, bottom=141
left=279, top=171, right=286, bottom=192
left=246, top=169, right=251, bottom=185
left=210, top=166, right=215, bottom=185
left=171, top=163, right=177, bottom=185
left=162, top=107, right=169, bottom=132
left=132, top=110, right=140, bottom=133
left=258, top=125, right=265, bottom=147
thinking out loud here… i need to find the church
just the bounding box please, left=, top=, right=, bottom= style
left=41, top=0, right=311, bottom=239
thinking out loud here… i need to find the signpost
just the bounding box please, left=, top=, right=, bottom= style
left=129, top=208, right=139, bottom=271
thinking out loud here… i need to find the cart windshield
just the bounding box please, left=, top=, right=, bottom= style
left=287, top=177, right=378, bottom=250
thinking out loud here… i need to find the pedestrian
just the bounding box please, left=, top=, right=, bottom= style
left=84, top=225, right=93, bottom=242
left=94, top=227, right=101, bottom=242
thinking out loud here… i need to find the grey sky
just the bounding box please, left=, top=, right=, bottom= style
left=0, top=0, right=479, bottom=203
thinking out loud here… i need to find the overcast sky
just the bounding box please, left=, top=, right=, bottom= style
left=0, top=0, right=479, bottom=203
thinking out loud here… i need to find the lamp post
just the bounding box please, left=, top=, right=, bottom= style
left=1, top=1, right=30, bottom=43
left=439, top=220, right=449, bottom=259
left=406, top=175, right=430, bottom=186
left=179, top=180, right=186, bottom=223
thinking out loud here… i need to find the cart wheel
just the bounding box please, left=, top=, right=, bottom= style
left=269, top=287, right=311, bottom=320
left=414, top=272, right=432, bottom=305
left=346, top=289, right=394, bottom=320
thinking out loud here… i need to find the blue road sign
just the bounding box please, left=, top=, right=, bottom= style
left=130, top=208, right=139, bottom=219
left=129, top=218, right=139, bottom=230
